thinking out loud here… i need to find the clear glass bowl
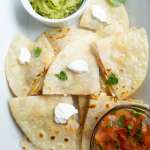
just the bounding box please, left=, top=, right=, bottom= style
left=90, top=104, right=150, bottom=150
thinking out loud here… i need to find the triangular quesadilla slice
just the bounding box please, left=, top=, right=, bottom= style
left=43, top=32, right=100, bottom=95
left=9, top=96, right=79, bottom=150
left=93, top=28, right=149, bottom=99
left=81, top=92, right=145, bottom=150
left=5, top=34, right=54, bottom=96
left=80, top=0, right=129, bottom=35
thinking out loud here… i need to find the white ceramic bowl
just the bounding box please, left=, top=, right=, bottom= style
left=20, top=0, right=89, bottom=27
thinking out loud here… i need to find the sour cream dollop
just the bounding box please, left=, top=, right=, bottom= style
left=19, top=47, right=31, bottom=64
left=91, top=5, right=109, bottom=23
left=54, top=103, right=78, bottom=124
left=67, top=59, right=89, bottom=73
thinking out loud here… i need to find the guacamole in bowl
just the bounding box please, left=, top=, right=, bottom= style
left=29, top=0, right=84, bottom=19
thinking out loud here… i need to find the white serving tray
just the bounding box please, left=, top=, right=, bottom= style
left=0, top=0, right=149, bottom=149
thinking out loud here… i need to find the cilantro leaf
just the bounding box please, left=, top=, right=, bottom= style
left=55, top=71, right=68, bottom=81
left=127, top=125, right=133, bottom=136
left=111, top=109, right=117, bottom=115
left=108, top=0, right=127, bottom=7
left=132, top=110, right=144, bottom=117
left=135, top=127, right=143, bottom=142
left=105, top=73, right=118, bottom=85
left=117, top=115, right=125, bottom=128
left=33, top=47, right=42, bottom=57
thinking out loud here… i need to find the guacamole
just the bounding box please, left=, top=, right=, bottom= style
left=29, top=0, right=83, bottom=19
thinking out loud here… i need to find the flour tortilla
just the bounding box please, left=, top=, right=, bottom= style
left=80, top=0, right=129, bottom=35
left=44, top=27, right=97, bottom=53
left=43, top=32, right=100, bottom=95
left=10, top=96, right=79, bottom=150
left=81, top=92, right=144, bottom=150
left=94, top=28, right=149, bottom=99
left=5, top=34, right=54, bottom=96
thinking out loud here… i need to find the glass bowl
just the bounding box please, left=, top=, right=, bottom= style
left=90, top=104, right=150, bottom=150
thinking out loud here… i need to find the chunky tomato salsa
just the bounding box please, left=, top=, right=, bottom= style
left=95, top=109, right=150, bottom=150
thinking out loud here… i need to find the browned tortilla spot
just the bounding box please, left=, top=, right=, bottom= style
left=105, top=103, right=110, bottom=108
left=89, top=104, right=96, bottom=109
left=64, top=138, right=69, bottom=142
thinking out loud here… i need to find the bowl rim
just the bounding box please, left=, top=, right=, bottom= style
left=21, top=0, right=89, bottom=23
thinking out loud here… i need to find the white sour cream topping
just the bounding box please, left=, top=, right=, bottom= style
left=67, top=59, right=89, bottom=73
left=55, top=103, right=78, bottom=124
left=19, top=47, right=31, bottom=64
left=91, top=5, right=109, bottom=23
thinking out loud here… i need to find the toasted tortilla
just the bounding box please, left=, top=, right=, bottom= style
left=43, top=32, right=100, bottom=95
left=5, top=34, right=54, bottom=96
left=9, top=96, right=79, bottom=150
left=44, top=27, right=70, bottom=54
left=81, top=92, right=145, bottom=150
left=93, top=28, right=149, bottom=99
left=44, top=27, right=97, bottom=53
left=80, top=0, right=129, bottom=35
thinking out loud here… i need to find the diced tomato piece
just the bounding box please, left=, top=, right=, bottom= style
left=105, top=144, right=115, bottom=150
left=95, top=130, right=107, bottom=144
left=144, top=135, right=150, bottom=149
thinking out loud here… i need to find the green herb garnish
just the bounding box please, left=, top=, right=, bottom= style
left=108, top=0, right=127, bottom=7
left=132, top=110, right=144, bottom=117
left=135, top=127, right=143, bottom=142
left=33, top=47, right=42, bottom=57
left=55, top=71, right=68, bottom=81
left=127, top=125, right=133, bottom=136
left=117, top=115, right=125, bottom=128
left=111, top=109, right=117, bottom=115
left=105, top=73, right=118, bottom=85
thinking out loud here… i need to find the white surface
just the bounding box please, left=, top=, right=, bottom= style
left=0, top=0, right=150, bottom=149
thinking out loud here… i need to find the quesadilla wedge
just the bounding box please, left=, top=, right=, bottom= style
left=43, top=32, right=100, bottom=95
left=81, top=92, right=145, bottom=150
left=92, top=28, right=149, bottom=99
left=80, top=0, right=129, bottom=35
left=5, top=34, right=54, bottom=96
left=9, top=96, right=79, bottom=150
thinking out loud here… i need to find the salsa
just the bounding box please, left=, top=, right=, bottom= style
left=95, top=109, right=150, bottom=150
left=29, top=0, right=83, bottom=19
